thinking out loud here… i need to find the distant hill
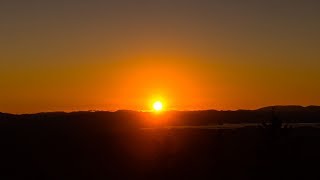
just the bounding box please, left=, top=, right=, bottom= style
left=1, top=106, right=320, bottom=126
left=257, top=105, right=320, bottom=112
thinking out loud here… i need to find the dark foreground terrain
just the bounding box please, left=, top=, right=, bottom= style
left=0, top=106, right=320, bottom=179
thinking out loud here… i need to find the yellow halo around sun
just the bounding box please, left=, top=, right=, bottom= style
left=153, top=101, right=163, bottom=111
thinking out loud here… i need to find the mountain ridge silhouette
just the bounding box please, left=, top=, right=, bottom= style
left=1, top=105, right=320, bottom=125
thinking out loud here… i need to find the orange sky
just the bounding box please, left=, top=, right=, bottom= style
left=1, top=0, right=320, bottom=113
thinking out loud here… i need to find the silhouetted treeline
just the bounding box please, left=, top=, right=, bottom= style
left=1, top=106, right=320, bottom=128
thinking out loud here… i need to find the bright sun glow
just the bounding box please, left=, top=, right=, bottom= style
left=153, top=101, right=163, bottom=111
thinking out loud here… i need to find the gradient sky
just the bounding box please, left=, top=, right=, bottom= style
left=1, top=0, right=320, bottom=113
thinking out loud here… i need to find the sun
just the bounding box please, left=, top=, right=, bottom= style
left=153, top=101, right=163, bottom=111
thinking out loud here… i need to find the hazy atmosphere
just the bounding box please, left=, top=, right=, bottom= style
left=1, top=0, right=320, bottom=113
left=1, top=1, right=320, bottom=180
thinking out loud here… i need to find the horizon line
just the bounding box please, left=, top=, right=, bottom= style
left=1, top=105, right=320, bottom=115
